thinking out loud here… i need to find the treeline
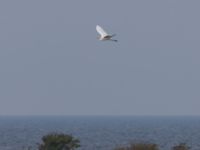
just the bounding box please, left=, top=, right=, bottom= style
left=24, top=133, right=190, bottom=150
left=114, top=143, right=190, bottom=150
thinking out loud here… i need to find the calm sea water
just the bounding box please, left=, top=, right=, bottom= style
left=0, top=116, right=199, bottom=150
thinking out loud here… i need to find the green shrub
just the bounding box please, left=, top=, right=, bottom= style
left=38, top=133, right=80, bottom=150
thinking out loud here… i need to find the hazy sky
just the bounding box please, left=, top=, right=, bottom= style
left=0, top=0, right=200, bottom=116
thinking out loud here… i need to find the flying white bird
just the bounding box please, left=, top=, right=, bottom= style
left=96, top=25, right=117, bottom=42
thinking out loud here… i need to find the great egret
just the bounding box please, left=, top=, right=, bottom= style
left=96, top=25, right=117, bottom=42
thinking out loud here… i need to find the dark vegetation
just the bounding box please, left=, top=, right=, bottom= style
left=114, top=143, right=159, bottom=150
left=114, top=143, right=190, bottom=150
left=37, top=133, right=80, bottom=150
left=24, top=133, right=191, bottom=150
left=171, top=143, right=190, bottom=150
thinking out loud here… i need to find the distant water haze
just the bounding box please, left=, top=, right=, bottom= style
left=0, top=116, right=200, bottom=150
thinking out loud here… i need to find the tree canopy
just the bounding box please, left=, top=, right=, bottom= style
left=38, top=133, right=80, bottom=150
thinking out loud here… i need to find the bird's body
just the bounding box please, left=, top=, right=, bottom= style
left=96, top=25, right=117, bottom=42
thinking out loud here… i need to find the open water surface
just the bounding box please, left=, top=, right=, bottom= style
left=0, top=116, right=199, bottom=150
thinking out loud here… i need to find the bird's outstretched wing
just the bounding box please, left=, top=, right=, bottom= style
left=96, top=25, right=108, bottom=37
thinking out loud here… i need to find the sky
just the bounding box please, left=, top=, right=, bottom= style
left=0, top=0, right=200, bottom=116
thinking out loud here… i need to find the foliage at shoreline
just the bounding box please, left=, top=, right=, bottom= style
left=114, top=142, right=190, bottom=150
left=114, top=143, right=158, bottom=150
left=172, top=143, right=190, bottom=150
left=24, top=133, right=191, bottom=150
left=37, top=133, right=80, bottom=150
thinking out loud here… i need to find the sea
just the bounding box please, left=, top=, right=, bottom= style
left=0, top=116, right=199, bottom=150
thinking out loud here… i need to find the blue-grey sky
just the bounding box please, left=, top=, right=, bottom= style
left=0, top=0, right=200, bottom=116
